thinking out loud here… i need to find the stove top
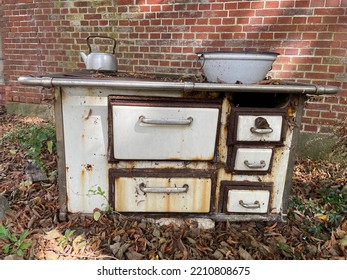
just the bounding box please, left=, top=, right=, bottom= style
left=45, top=70, right=205, bottom=83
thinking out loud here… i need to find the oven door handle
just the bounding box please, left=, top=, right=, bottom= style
left=239, top=200, right=260, bottom=209
left=139, top=183, right=189, bottom=194
left=139, top=116, right=193, bottom=126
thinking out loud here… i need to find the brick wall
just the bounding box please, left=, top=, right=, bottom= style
left=0, top=0, right=346, bottom=133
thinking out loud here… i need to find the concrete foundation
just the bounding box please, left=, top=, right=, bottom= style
left=5, top=101, right=54, bottom=120
left=296, top=132, right=338, bottom=161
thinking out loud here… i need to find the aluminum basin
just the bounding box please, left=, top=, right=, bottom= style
left=197, top=51, right=280, bottom=84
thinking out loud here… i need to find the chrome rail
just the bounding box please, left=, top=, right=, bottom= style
left=18, top=76, right=340, bottom=95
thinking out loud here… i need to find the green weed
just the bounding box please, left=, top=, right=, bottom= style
left=289, top=186, right=346, bottom=241
left=0, top=122, right=56, bottom=171
left=58, top=229, right=76, bottom=246
left=0, top=225, right=31, bottom=257
left=88, top=185, right=113, bottom=213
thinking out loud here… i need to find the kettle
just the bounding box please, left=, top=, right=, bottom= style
left=80, top=36, right=118, bottom=71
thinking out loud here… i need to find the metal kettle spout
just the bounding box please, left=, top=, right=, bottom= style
left=80, top=52, right=88, bottom=65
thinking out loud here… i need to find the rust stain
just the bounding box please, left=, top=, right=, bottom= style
left=114, top=178, right=123, bottom=211
left=79, top=169, right=85, bottom=207
left=87, top=88, right=94, bottom=97
left=287, top=105, right=296, bottom=117
left=287, top=95, right=300, bottom=117
left=181, top=91, right=221, bottom=99
left=164, top=180, right=171, bottom=212
left=166, top=156, right=214, bottom=161
left=61, top=88, right=67, bottom=102
left=112, top=177, right=214, bottom=213
left=166, top=157, right=182, bottom=161
left=84, top=164, right=93, bottom=171
left=80, top=169, right=85, bottom=182
left=166, top=192, right=171, bottom=212
left=81, top=130, right=85, bottom=140
left=83, top=108, right=93, bottom=120
left=191, top=179, right=198, bottom=212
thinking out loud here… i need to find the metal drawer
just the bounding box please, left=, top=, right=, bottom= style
left=228, top=108, right=286, bottom=144
left=228, top=146, right=274, bottom=173
left=220, top=182, right=272, bottom=214
left=109, top=169, right=215, bottom=213
left=109, top=97, right=221, bottom=161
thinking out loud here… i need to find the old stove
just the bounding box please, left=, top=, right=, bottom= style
left=19, top=72, right=339, bottom=222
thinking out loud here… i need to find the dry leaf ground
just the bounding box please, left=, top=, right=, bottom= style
left=0, top=114, right=346, bottom=260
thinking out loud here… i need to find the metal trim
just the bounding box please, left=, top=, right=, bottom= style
left=54, top=87, right=68, bottom=221
left=18, top=75, right=340, bottom=95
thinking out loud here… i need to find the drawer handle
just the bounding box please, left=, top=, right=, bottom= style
left=244, top=160, right=266, bottom=169
left=139, top=116, right=193, bottom=126
left=250, top=117, right=273, bottom=134
left=139, top=183, right=189, bottom=194
left=250, top=127, right=273, bottom=134
left=239, top=200, right=260, bottom=209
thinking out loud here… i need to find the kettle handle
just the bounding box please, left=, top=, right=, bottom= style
left=86, top=36, right=117, bottom=54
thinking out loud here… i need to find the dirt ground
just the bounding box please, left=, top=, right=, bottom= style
left=0, top=113, right=346, bottom=260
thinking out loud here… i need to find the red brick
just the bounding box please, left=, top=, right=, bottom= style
left=302, top=125, right=318, bottom=133
left=314, top=8, right=345, bottom=15
left=256, top=9, right=283, bottom=17
left=162, top=5, right=173, bottom=11
left=237, top=1, right=250, bottom=9
left=224, top=2, right=237, bottom=9
left=250, top=1, right=264, bottom=9
left=245, top=33, right=259, bottom=40
left=265, top=1, right=279, bottom=8
left=321, top=112, right=337, bottom=119
left=237, top=18, right=249, bottom=24
left=326, top=0, right=342, bottom=7
left=305, top=110, right=320, bottom=117
left=117, top=0, right=135, bottom=3
left=198, top=4, right=211, bottom=10
left=284, top=49, right=299, bottom=55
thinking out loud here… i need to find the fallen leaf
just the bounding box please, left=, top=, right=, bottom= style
left=152, top=228, right=161, bottom=238
left=126, top=249, right=144, bottom=260
left=212, top=249, right=224, bottom=260
left=117, top=243, right=131, bottom=259
left=44, top=229, right=61, bottom=240
left=45, top=250, right=59, bottom=260
left=238, top=247, right=253, bottom=260
left=275, top=234, right=287, bottom=244
left=315, top=214, right=329, bottom=222
left=186, top=237, right=196, bottom=244
left=338, top=236, right=347, bottom=247
left=335, top=229, right=346, bottom=239
left=47, top=140, right=53, bottom=154
left=93, top=211, right=101, bottom=221
left=72, top=234, right=86, bottom=251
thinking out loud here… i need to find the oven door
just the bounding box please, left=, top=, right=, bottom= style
left=109, top=96, right=221, bottom=161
